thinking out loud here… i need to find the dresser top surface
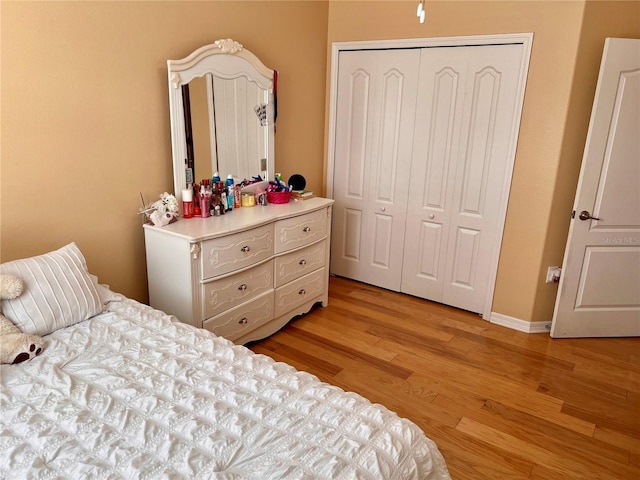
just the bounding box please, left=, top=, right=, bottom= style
left=143, top=197, right=334, bottom=242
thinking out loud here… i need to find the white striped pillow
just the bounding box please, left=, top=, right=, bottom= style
left=1, top=243, right=103, bottom=336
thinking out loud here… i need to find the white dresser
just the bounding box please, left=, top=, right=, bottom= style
left=143, top=197, right=334, bottom=344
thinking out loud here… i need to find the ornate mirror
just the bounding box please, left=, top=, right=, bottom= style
left=167, top=39, right=276, bottom=196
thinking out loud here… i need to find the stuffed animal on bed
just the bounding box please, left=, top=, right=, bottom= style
left=0, top=274, right=44, bottom=364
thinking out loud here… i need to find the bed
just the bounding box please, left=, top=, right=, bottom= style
left=1, top=243, right=450, bottom=479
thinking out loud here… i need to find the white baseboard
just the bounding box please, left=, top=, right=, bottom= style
left=489, top=312, right=550, bottom=334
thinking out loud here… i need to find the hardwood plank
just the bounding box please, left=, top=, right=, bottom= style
left=561, top=402, right=640, bottom=439
left=594, top=426, right=640, bottom=455
left=291, top=314, right=399, bottom=362
left=570, top=338, right=639, bottom=363
left=434, top=390, right=631, bottom=469
left=255, top=339, right=343, bottom=377
left=425, top=421, right=535, bottom=480
left=250, top=344, right=316, bottom=376
left=456, top=417, right=632, bottom=480
left=538, top=366, right=630, bottom=402
left=406, top=367, right=596, bottom=438
left=528, top=464, right=598, bottom=480
left=286, top=326, right=413, bottom=380
left=331, top=367, right=454, bottom=428
left=248, top=277, right=640, bottom=479
left=570, top=351, right=640, bottom=393
left=329, top=296, right=458, bottom=343
left=478, top=400, right=632, bottom=472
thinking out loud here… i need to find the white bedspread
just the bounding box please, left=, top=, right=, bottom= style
left=1, top=298, right=450, bottom=479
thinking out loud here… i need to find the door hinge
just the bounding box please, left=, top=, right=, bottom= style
left=571, top=210, right=576, bottom=219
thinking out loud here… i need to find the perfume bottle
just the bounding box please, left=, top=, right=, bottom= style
left=182, top=188, right=194, bottom=219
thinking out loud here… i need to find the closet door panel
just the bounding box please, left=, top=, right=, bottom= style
left=401, top=48, right=468, bottom=299
left=422, top=68, right=461, bottom=210
left=450, top=227, right=480, bottom=288
left=459, top=67, right=501, bottom=215
left=331, top=49, right=419, bottom=290
left=443, top=44, right=525, bottom=312
left=342, top=208, right=363, bottom=261
left=345, top=71, right=369, bottom=199
left=372, top=212, right=394, bottom=268
left=376, top=69, right=405, bottom=203
left=415, top=220, right=444, bottom=281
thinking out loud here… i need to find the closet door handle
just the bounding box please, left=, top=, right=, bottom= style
left=303, top=227, right=311, bottom=233
left=298, top=289, right=306, bottom=296
left=299, top=259, right=307, bottom=266
left=238, top=284, right=248, bottom=291
left=241, top=245, right=251, bottom=252
left=238, top=318, right=248, bottom=325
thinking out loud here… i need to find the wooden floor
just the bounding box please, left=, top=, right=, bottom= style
left=249, top=276, right=640, bottom=480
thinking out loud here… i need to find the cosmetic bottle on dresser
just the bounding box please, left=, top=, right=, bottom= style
left=193, top=183, right=201, bottom=217
left=182, top=188, right=194, bottom=219
left=200, top=185, right=210, bottom=218
left=226, top=175, right=235, bottom=211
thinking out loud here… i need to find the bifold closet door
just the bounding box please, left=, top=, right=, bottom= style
left=330, top=49, right=419, bottom=290
left=401, top=44, right=525, bottom=314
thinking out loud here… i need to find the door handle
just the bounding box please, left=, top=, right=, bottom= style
left=578, top=210, right=600, bottom=221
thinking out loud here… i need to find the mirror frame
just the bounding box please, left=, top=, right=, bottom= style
left=167, top=38, right=275, bottom=198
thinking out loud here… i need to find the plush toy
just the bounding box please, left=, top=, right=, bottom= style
left=0, top=274, right=45, bottom=364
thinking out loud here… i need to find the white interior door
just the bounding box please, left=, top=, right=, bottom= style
left=551, top=38, right=640, bottom=338
left=330, top=49, right=420, bottom=290
left=401, top=44, right=526, bottom=314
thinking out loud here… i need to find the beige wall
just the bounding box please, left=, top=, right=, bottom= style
left=327, top=0, right=640, bottom=323
left=531, top=0, right=640, bottom=321
left=0, top=1, right=329, bottom=302
left=2, top=1, right=638, bottom=323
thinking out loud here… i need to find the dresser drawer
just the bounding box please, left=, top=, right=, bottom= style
left=274, top=268, right=325, bottom=317
left=203, top=290, right=274, bottom=341
left=274, top=241, right=326, bottom=287
left=274, top=208, right=328, bottom=253
left=202, top=260, right=274, bottom=318
left=201, top=224, right=273, bottom=279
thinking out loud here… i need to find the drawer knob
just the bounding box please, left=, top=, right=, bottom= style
left=303, top=226, right=311, bottom=233
left=241, top=246, right=251, bottom=252
left=298, top=288, right=306, bottom=296
left=238, top=318, right=248, bottom=325
left=299, top=259, right=307, bottom=266
left=238, top=284, right=248, bottom=291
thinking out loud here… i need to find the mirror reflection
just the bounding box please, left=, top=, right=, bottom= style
left=167, top=38, right=276, bottom=198
left=185, top=74, right=270, bottom=184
